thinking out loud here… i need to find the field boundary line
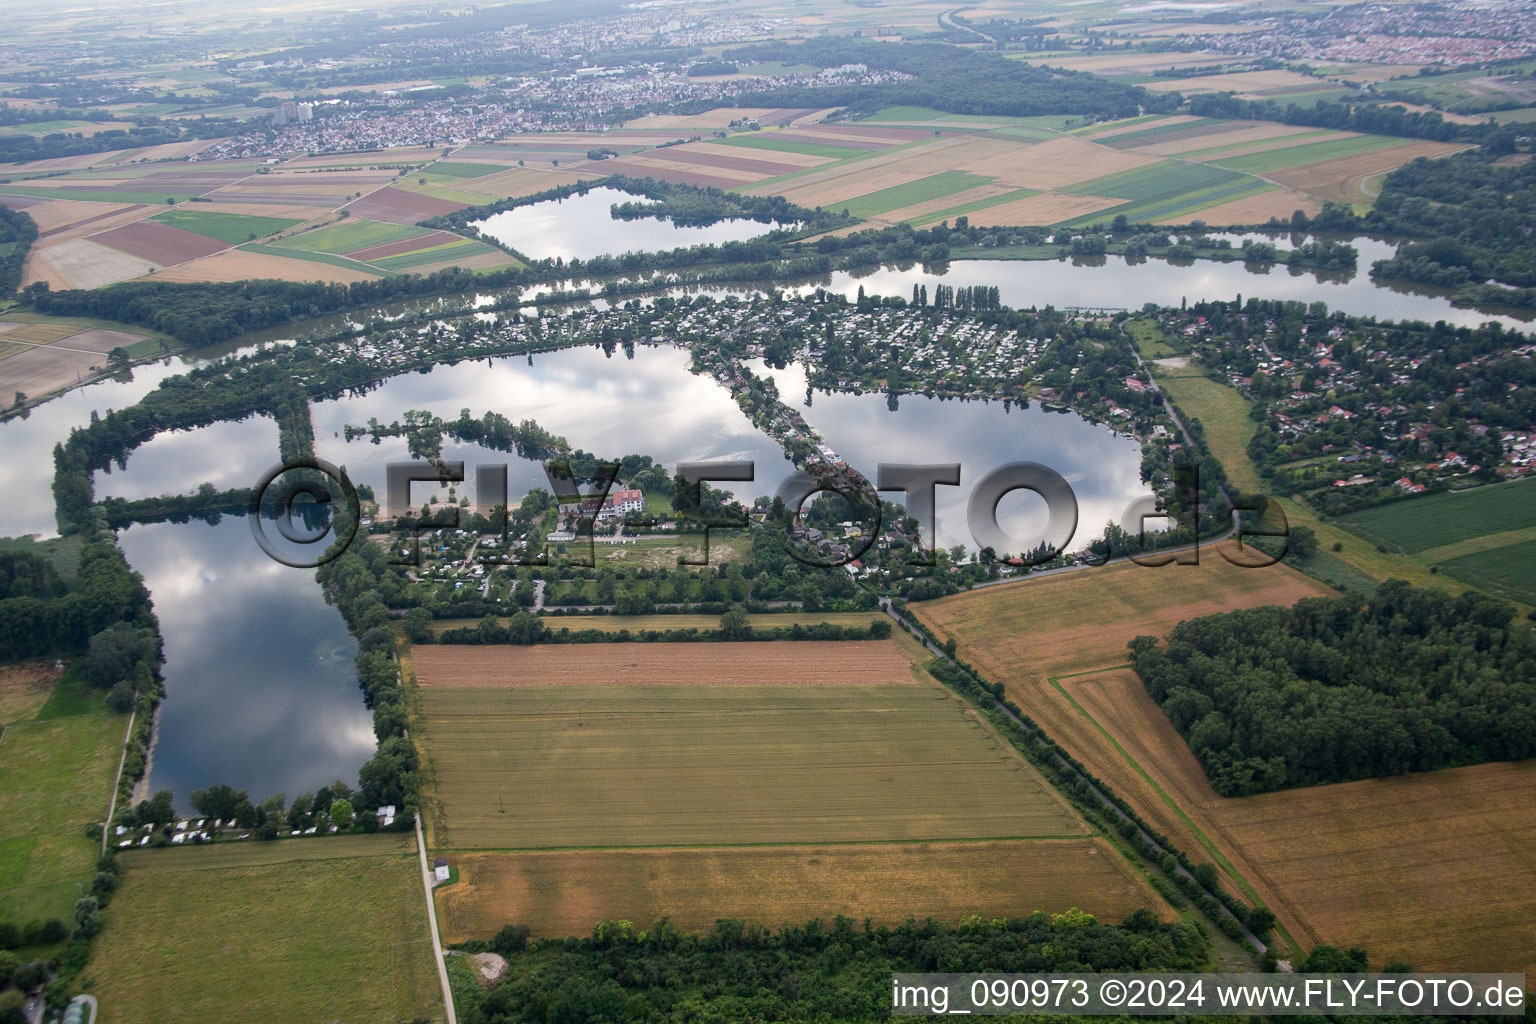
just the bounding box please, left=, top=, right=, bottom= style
left=1045, top=672, right=1301, bottom=952
left=435, top=835, right=1103, bottom=854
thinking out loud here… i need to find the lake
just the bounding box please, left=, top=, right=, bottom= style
left=311, top=343, right=793, bottom=509
left=2, top=230, right=1528, bottom=812
left=748, top=360, right=1152, bottom=553
left=116, top=515, right=375, bottom=810
left=473, top=187, right=777, bottom=262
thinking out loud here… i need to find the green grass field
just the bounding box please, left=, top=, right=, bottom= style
left=1173, top=128, right=1342, bottom=161
left=1210, top=133, right=1407, bottom=175
left=279, top=218, right=428, bottom=254
left=1438, top=537, right=1536, bottom=605
left=369, top=237, right=495, bottom=271
left=416, top=648, right=1087, bottom=850
left=1336, top=479, right=1536, bottom=553
left=1067, top=160, right=1249, bottom=202
left=1152, top=372, right=1261, bottom=493
left=86, top=835, right=445, bottom=1024
left=0, top=664, right=129, bottom=926
left=239, top=241, right=392, bottom=276
left=149, top=208, right=301, bottom=244
left=904, top=187, right=1040, bottom=225
left=841, top=171, right=991, bottom=218
left=418, top=160, right=508, bottom=179
left=1093, top=117, right=1227, bottom=148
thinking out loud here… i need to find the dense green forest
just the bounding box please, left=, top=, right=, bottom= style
left=0, top=207, right=36, bottom=295
left=1363, top=151, right=1536, bottom=296
left=1184, top=93, right=1502, bottom=145
left=0, top=532, right=157, bottom=664
left=717, top=38, right=1166, bottom=119
left=453, top=912, right=1209, bottom=1024
left=1129, top=582, right=1536, bottom=796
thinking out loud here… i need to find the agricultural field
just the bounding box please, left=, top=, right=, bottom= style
left=86, top=835, right=446, bottom=1024
left=0, top=311, right=161, bottom=400
left=913, top=559, right=1536, bottom=973
left=259, top=214, right=516, bottom=276
left=411, top=639, right=1092, bottom=849
left=1034, top=667, right=1536, bottom=975
left=0, top=665, right=130, bottom=925
left=1335, top=479, right=1536, bottom=605
left=435, top=838, right=1169, bottom=943
left=1337, top=478, right=1536, bottom=553
left=147, top=208, right=302, bottom=244
left=412, top=635, right=1180, bottom=939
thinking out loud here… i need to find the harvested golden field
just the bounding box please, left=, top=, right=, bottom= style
left=414, top=675, right=1088, bottom=849
left=1267, top=140, right=1464, bottom=204
left=434, top=838, right=1171, bottom=942
left=913, top=561, right=1536, bottom=972
left=1055, top=669, right=1536, bottom=976
left=1159, top=187, right=1320, bottom=225
left=141, top=248, right=380, bottom=284
left=916, top=557, right=1332, bottom=679
left=412, top=639, right=920, bottom=688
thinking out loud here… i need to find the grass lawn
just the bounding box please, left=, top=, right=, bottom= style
left=85, top=834, right=445, bottom=1024
left=278, top=218, right=428, bottom=254
left=1150, top=370, right=1260, bottom=493
left=1126, top=318, right=1186, bottom=359
left=0, top=663, right=129, bottom=927
left=150, top=208, right=302, bottom=244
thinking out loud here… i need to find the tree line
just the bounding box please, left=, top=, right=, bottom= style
left=452, top=911, right=1208, bottom=1023
left=1129, top=581, right=1536, bottom=796
left=0, top=207, right=35, bottom=296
